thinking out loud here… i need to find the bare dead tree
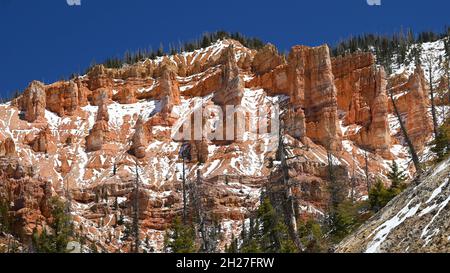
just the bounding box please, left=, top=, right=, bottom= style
left=326, top=150, right=339, bottom=210
left=364, top=150, right=371, bottom=194
left=388, top=85, right=422, bottom=173
left=132, top=161, right=140, bottom=253
left=179, top=143, right=191, bottom=224
left=350, top=153, right=356, bottom=204
left=425, top=54, right=440, bottom=138
left=190, top=170, right=219, bottom=253
left=274, top=102, right=305, bottom=252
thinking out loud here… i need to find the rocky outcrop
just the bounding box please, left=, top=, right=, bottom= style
left=365, top=68, right=391, bottom=154
left=190, top=140, right=209, bottom=164
left=287, top=45, right=342, bottom=150
left=0, top=138, right=16, bottom=157
left=130, top=117, right=148, bottom=158
left=28, top=127, right=55, bottom=153
left=19, top=81, right=47, bottom=123
left=87, top=65, right=113, bottom=91
left=75, top=78, right=90, bottom=107
left=159, top=61, right=181, bottom=116
left=113, top=87, right=137, bottom=104
left=404, top=67, right=433, bottom=150
left=246, top=65, right=290, bottom=96
left=181, top=67, right=223, bottom=98
left=213, top=45, right=245, bottom=107
left=96, top=93, right=110, bottom=122
left=332, top=53, right=391, bottom=154
left=45, top=80, right=80, bottom=116
left=284, top=107, right=306, bottom=140
left=86, top=94, right=109, bottom=152
left=389, top=67, right=433, bottom=150
left=85, top=123, right=106, bottom=152
left=336, top=157, right=450, bottom=253
left=0, top=156, right=54, bottom=240
left=251, top=43, right=285, bottom=75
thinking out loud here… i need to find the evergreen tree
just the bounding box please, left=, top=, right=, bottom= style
left=387, top=161, right=408, bottom=192
left=201, top=35, right=211, bottom=48
left=257, top=198, right=297, bottom=253
left=369, top=179, right=391, bottom=212
left=240, top=198, right=297, bottom=253
left=164, top=217, right=197, bottom=253
left=431, top=117, right=450, bottom=161
left=297, top=217, right=328, bottom=253
left=239, top=217, right=261, bottom=253
left=330, top=201, right=370, bottom=243
left=32, top=197, right=73, bottom=253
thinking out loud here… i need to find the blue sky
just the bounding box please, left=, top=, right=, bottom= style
left=0, top=0, right=448, bottom=97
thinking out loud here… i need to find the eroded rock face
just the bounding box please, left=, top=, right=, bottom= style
left=0, top=38, right=440, bottom=253
left=19, top=81, right=47, bottom=123
left=213, top=45, right=245, bottom=107
left=87, top=65, right=114, bottom=91
left=0, top=137, right=16, bottom=157
left=130, top=117, right=148, bottom=158
left=159, top=61, right=181, bottom=116
left=389, top=67, right=433, bottom=151
left=332, top=53, right=391, bottom=154
left=59, top=152, right=71, bottom=176
left=86, top=123, right=106, bottom=152
left=252, top=43, right=285, bottom=75
left=86, top=94, right=110, bottom=152
left=29, top=127, right=55, bottom=153
left=404, top=67, right=433, bottom=150
left=366, top=68, right=391, bottom=155
left=287, top=45, right=342, bottom=151
left=0, top=158, right=53, bottom=239
left=190, top=140, right=209, bottom=164
left=113, top=87, right=137, bottom=104
left=45, top=80, right=80, bottom=116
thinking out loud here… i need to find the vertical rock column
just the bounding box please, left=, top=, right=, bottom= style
left=287, top=45, right=342, bottom=151
left=19, top=81, right=47, bottom=123
left=86, top=92, right=110, bottom=152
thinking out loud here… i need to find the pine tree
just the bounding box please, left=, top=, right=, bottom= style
left=387, top=161, right=408, bottom=191
left=32, top=197, right=73, bottom=253
left=201, top=35, right=211, bottom=48
left=431, top=117, right=450, bottom=161
left=239, top=217, right=261, bottom=253
left=369, top=179, right=391, bottom=212
left=164, top=217, right=197, bottom=253
left=253, top=198, right=297, bottom=253
left=297, top=217, right=328, bottom=253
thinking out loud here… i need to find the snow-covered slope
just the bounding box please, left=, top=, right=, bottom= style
left=336, top=157, right=450, bottom=253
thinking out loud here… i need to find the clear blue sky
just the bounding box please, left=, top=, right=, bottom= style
left=0, top=0, right=448, bottom=97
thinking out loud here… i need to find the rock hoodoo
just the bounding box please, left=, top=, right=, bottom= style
left=19, top=81, right=47, bottom=123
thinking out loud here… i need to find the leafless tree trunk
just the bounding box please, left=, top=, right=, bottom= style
left=425, top=54, right=440, bottom=138
left=389, top=89, right=422, bottom=173
left=274, top=103, right=305, bottom=252
left=364, top=151, right=371, bottom=194
left=182, top=158, right=187, bottom=223
left=133, top=162, right=140, bottom=253
left=350, top=154, right=356, bottom=204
